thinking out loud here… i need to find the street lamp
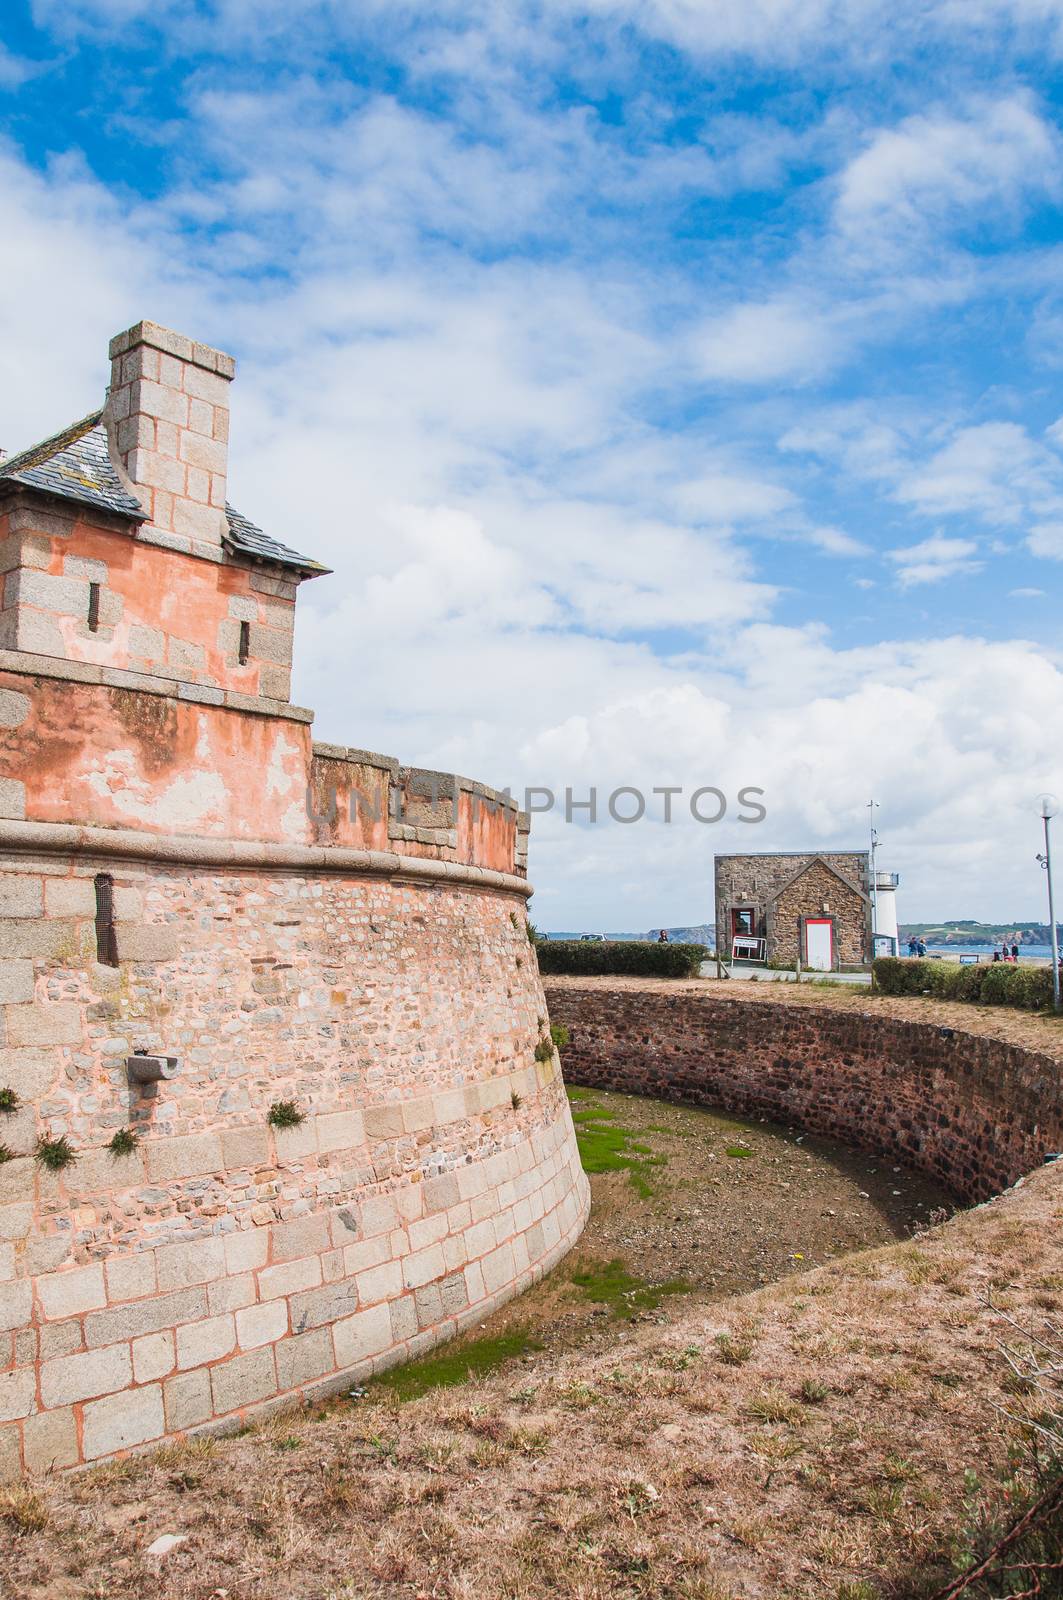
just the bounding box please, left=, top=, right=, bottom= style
left=1036, top=794, right=1061, bottom=1013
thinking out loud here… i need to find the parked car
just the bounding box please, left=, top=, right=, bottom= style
left=579, top=933, right=606, bottom=942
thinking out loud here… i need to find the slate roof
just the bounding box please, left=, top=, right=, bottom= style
left=223, top=502, right=329, bottom=574
left=0, top=412, right=144, bottom=520
left=0, top=412, right=328, bottom=576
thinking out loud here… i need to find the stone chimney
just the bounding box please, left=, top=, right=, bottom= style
left=105, top=322, right=235, bottom=552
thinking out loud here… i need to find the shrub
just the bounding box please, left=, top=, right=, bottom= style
left=268, top=1100, right=305, bottom=1129
left=1017, top=966, right=1055, bottom=1009
left=954, top=963, right=992, bottom=1002
left=872, top=957, right=1057, bottom=1011
left=982, top=963, right=1055, bottom=1010
left=978, top=963, right=1015, bottom=1006
left=108, top=1128, right=139, bottom=1158
left=0, top=1088, right=18, bottom=1114
left=550, top=1022, right=569, bottom=1051
left=873, top=956, right=933, bottom=996
left=536, top=940, right=706, bottom=978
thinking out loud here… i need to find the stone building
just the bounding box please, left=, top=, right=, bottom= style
left=714, top=850, right=871, bottom=970
left=0, top=322, right=588, bottom=1475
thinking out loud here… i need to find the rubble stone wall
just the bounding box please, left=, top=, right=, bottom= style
left=545, top=980, right=1063, bottom=1203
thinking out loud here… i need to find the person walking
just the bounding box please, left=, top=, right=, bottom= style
left=907, top=935, right=918, bottom=957
left=1011, top=942, right=1020, bottom=962
left=917, top=937, right=927, bottom=958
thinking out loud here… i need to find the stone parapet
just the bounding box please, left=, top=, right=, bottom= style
left=0, top=667, right=526, bottom=878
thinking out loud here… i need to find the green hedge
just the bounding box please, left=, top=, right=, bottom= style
left=535, top=940, right=707, bottom=978
left=872, top=956, right=1056, bottom=1010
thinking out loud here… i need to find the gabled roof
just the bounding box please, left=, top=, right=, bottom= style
left=766, top=854, right=870, bottom=907
left=0, top=412, right=329, bottom=577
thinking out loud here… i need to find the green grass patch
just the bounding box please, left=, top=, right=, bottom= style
left=571, top=1102, right=618, bottom=1121
left=725, top=1144, right=754, bottom=1158
left=570, top=1259, right=690, bottom=1318
left=373, top=1329, right=540, bottom=1401
left=568, top=1092, right=667, bottom=1196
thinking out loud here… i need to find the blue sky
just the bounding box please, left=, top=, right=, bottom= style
left=2, top=0, right=1062, bottom=927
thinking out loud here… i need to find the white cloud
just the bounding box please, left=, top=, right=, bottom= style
left=0, top=45, right=38, bottom=89
left=804, top=525, right=870, bottom=557
left=691, top=299, right=841, bottom=385
left=1027, top=523, right=1063, bottom=559
left=27, top=0, right=1063, bottom=72
left=667, top=470, right=795, bottom=523
left=893, top=422, right=1063, bottom=526
left=886, top=535, right=981, bottom=586
left=835, top=97, right=1060, bottom=246
left=519, top=631, right=1063, bottom=926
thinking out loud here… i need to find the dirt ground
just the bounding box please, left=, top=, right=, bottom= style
left=479, top=1087, right=953, bottom=1359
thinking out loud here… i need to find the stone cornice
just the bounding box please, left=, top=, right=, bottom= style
left=0, top=818, right=533, bottom=897
left=0, top=650, right=314, bottom=724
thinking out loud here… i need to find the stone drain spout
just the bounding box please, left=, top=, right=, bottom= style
left=126, top=1052, right=180, bottom=1084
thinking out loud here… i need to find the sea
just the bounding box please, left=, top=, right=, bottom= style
left=921, top=942, right=1057, bottom=964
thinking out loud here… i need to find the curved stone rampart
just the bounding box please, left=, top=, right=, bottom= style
left=544, top=980, right=1063, bottom=1202
left=0, top=856, right=588, bottom=1478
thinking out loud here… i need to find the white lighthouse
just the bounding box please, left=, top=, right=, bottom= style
left=872, top=867, right=900, bottom=956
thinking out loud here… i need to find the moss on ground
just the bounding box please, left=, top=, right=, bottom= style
left=373, top=1328, right=541, bottom=1401
left=568, top=1092, right=667, bottom=1197
left=569, top=1258, right=691, bottom=1318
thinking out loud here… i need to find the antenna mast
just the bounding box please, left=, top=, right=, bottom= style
left=868, top=799, right=880, bottom=938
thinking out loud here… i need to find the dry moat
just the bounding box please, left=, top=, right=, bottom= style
left=379, top=1084, right=954, bottom=1396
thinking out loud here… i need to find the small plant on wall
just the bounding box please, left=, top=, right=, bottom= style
left=268, top=1101, right=305, bottom=1129
left=108, top=1128, right=140, bottom=1158
left=0, top=1144, right=13, bottom=1165
left=535, top=1021, right=569, bottom=1064
left=0, top=1088, right=19, bottom=1113
left=35, top=1135, right=77, bottom=1171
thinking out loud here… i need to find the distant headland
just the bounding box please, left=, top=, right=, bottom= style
left=899, top=920, right=1059, bottom=947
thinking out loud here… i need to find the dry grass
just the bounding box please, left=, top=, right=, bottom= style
left=2, top=1155, right=1060, bottom=1599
